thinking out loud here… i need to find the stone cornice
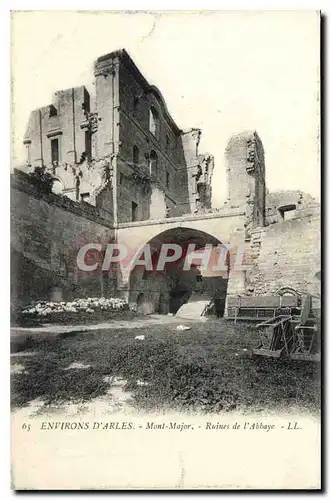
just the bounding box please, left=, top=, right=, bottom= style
left=46, top=129, right=63, bottom=139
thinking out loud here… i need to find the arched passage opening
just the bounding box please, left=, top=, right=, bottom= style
left=128, top=227, right=230, bottom=316
left=51, top=177, right=64, bottom=195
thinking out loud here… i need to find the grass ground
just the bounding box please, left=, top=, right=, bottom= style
left=11, top=319, right=320, bottom=414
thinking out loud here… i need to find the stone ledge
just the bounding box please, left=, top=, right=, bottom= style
left=117, top=210, right=245, bottom=229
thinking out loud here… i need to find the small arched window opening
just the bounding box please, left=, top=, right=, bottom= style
left=49, top=105, right=58, bottom=117
left=165, top=135, right=170, bottom=152
left=133, top=96, right=139, bottom=114
left=132, top=201, right=138, bottom=222
left=59, top=256, right=68, bottom=278
left=51, top=138, right=59, bottom=167
left=149, top=106, right=160, bottom=139
left=149, top=150, right=158, bottom=176
left=133, top=145, right=139, bottom=167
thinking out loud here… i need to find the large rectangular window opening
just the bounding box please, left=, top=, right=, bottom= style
left=149, top=107, right=160, bottom=140
left=133, top=145, right=139, bottom=167
left=25, top=142, right=31, bottom=167
left=149, top=150, right=158, bottom=177
left=51, top=138, right=59, bottom=166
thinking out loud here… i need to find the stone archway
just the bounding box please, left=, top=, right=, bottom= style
left=129, top=226, right=230, bottom=316
left=51, top=177, right=65, bottom=195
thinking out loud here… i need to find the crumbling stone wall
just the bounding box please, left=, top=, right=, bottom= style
left=265, top=189, right=319, bottom=225
left=196, top=153, right=214, bottom=211
left=94, top=50, right=193, bottom=222
left=180, top=129, right=214, bottom=214
left=18, top=48, right=321, bottom=311
left=225, top=130, right=266, bottom=241
left=245, top=207, right=320, bottom=297
left=24, top=86, right=90, bottom=170
left=11, top=171, right=116, bottom=310
left=22, top=49, right=215, bottom=225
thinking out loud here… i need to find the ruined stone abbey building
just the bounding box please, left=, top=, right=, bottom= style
left=22, top=49, right=213, bottom=220
left=11, top=49, right=320, bottom=315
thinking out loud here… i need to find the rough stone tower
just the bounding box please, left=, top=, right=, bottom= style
left=181, top=128, right=214, bottom=213
left=225, top=130, right=266, bottom=237
left=93, top=52, right=121, bottom=160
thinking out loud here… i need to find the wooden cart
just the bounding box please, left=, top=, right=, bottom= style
left=253, top=315, right=294, bottom=358
left=253, top=292, right=320, bottom=362
left=289, top=294, right=321, bottom=362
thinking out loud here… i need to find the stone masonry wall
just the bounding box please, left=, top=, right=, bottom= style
left=93, top=50, right=191, bottom=222
left=245, top=207, right=320, bottom=297
left=117, top=55, right=190, bottom=219
left=22, top=49, right=216, bottom=225
left=11, top=174, right=115, bottom=310
left=224, top=131, right=266, bottom=240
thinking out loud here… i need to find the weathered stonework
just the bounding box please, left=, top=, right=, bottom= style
left=265, top=189, right=319, bottom=225
left=245, top=207, right=320, bottom=297
left=11, top=170, right=116, bottom=311
left=22, top=49, right=215, bottom=224
left=13, top=49, right=320, bottom=315
left=225, top=130, right=266, bottom=240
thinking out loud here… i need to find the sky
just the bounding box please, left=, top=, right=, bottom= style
left=11, top=10, right=320, bottom=207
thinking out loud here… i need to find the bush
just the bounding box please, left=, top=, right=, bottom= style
left=28, top=166, right=54, bottom=194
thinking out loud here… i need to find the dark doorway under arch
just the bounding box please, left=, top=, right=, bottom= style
left=129, top=226, right=230, bottom=318
left=158, top=292, right=169, bottom=314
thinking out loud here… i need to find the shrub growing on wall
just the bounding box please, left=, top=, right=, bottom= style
left=28, top=166, right=54, bottom=195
